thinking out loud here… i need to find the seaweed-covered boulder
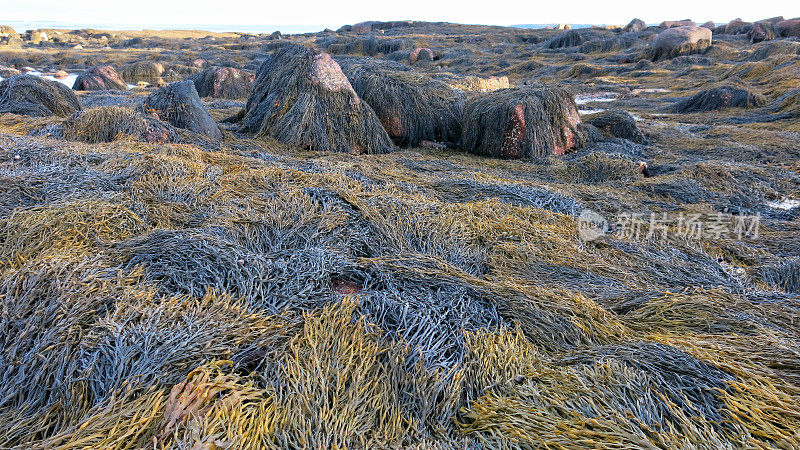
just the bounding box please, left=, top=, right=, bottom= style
left=623, top=18, right=646, bottom=33
left=0, top=74, right=81, bottom=117
left=461, top=86, right=586, bottom=159
left=776, top=19, right=800, bottom=38
left=188, top=66, right=255, bottom=99
left=119, top=61, right=165, bottom=82
left=584, top=110, right=647, bottom=144
left=724, top=19, right=753, bottom=35
left=409, top=47, right=434, bottom=64
left=660, top=20, right=695, bottom=29
left=546, top=30, right=584, bottom=49
left=579, top=35, right=638, bottom=54
left=73, top=65, right=127, bottom=91
left=62, top=106, right=179, bottom=143
left=338, top=57, right=463, bottom=147
left=237, top=45, right=393, bottom=154
left=650, top=26, right=712, bottom=61
left=672, top=85, right=766, bottom=112
left=141, top=80, right=222, bottom=139
left=748, top=22, right=777, bottom=43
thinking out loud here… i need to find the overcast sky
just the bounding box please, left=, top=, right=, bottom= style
left=3, top=0, right=798, bottom=31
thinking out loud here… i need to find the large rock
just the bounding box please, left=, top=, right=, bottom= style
left=189, top=66, right=254, bottom=99
left=584, top=110, right=647, bottom=144
left=73, top=65, right=128, bottom=91
left=776, top=19, right=800, bottom=38
left=651, top=26, right=712, bottom=61
left=338, top=57, right=463, bottom=147
left=748, top=22, right=777, bottom=43
left=0, top=74, right=81, bottom=117
left=0, top=25, right=16, bottom=37
left=623, top=18, right=646, bottom=33
left=724, top=19, right=753, bottom=35
left=237, top=45, right=393, bottom=154
left=141, top=80, right=222, bottom=139
left=461, top=86, right=586, bottom=159
left=0, top=25, right=21, bottom=47
left=672, top=85, right=766, bottom=112
left=26, top=30, right=50, bottom=44
left=119, top=61, right=165, bottom=82
left=660, top=20, right=695, bottom=29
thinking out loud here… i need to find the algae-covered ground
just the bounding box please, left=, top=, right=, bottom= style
left=0, top=20, right=799, bottom=449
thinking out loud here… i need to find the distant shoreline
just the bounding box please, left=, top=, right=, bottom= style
left=2, top=20, right=625, bottom=35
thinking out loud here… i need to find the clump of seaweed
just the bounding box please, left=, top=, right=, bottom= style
left=460, top=86, right=586, bottom=159
left=237, top=44, right=394, bottom=154
left=0, top=74, right=81, bottom=117
left=337, top=57, right=464, bottom=147
left=2, top=22, right=800, bottom=448
left=62, top=106, right=179, bottom=143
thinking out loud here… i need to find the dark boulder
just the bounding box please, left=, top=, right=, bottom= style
left=73, top=65, right=127, bottom=90
left=119, top=61, right=165, bottom=82
left=776, top=19, right=800, bottom=38
left=660, top=20, right=695, bottom=29
left=650, top=26, right=712, bottom=61
left=141, top=80, right=222, bottom=139
left=545, top=30, right=584, bottom=49
left=337, top=57, right=463, bottom=147
left=236, top=45, right=393, bottom=154
left=672, top=85, right=766, bottom=113
left=461, top=86, right=586, bottom=159
left=0, top=74, right=81, bottom=117
left=758, top=16, right=785, bottom=26
left=724, top=18, right=753, bottom=35
left=584, top=110, right=647, bottom=144
left=623, top=18, right=646, bottom=33
left=748, top=22, right=777, bottom=43
left=188, top=66, right=255, bottom=99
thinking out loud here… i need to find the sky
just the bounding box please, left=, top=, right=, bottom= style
left=2, top=0, right=798, bottom=32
